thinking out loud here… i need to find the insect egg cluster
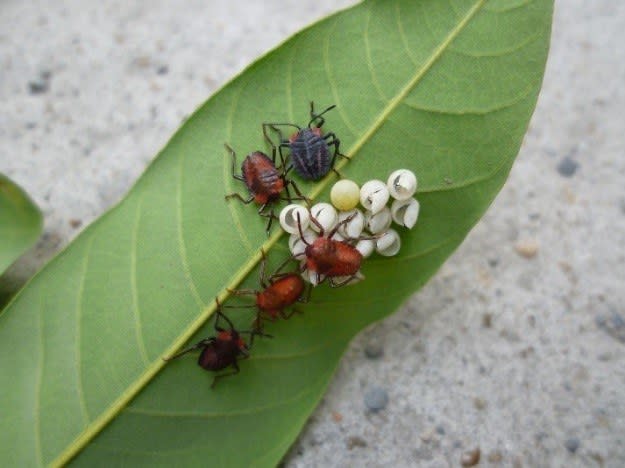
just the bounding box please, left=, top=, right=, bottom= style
left=280, top=168, right=419, bottom=286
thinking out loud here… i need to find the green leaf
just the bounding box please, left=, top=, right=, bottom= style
left=0, top=174, right=42, bottom=275
left=0, top=0, right=553, bottom=466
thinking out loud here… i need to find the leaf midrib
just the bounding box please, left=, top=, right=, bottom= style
left=51, top=1, right=486, bottom=465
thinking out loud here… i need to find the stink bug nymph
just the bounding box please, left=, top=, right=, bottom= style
left=263, top=102, right=348, bottom=181
left=295, top=211, right=376, bottom=287
left=224, top=144, right=307, bottom=234
left=226, top=249, right=310, bottom=331
left=165, top=299, right=256, bottom=387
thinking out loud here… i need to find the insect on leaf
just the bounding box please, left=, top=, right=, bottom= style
left=0, top=0, right=553, bottom=466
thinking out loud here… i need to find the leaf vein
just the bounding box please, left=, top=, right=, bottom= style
left=420, top=1, right=439, bottom=43
left=123, top=377, right=323, bottom=420
left=401, top=83, right=533, bottom=116
left=130, top=194, right=150, bottom=366
left=250, top=340, right=331, bottom=361
left=418, top=149, right=513, bottom=194
left=484, top=0, right=534, bottom=13
left=223, top=80, right=254, bottom=254
left=286, top=35, right=299, bottom=122
left=322, top=17, right=359, bottom=136
left=76, top=235, right=95, bottom=426
left=395, top=2, right=418, bottom=66
left=448, top=31, right=542, bottom=58
left=363, top=8, right=388, bottom=102
left=307, top=0, right=487, bottom=206
left=446, top=0, right=462, bottom=18
left=176, top=149, right=205, bottom=308
left=34, top=293, right=44, bottom=467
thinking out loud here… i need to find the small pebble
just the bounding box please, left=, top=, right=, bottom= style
left=364, top=386, right=388, bottom=412
left=331, top=411, right=343, bottom=422
left=28, top=78, right=49, bottom=94
left=596, top=312, right=625, bottom=343
left=565, top=437, right=580, bottom=453
left=487, top=451, right=503, bottom=462
left=435, top=425, right=445, bottom=435
left=134, top=55, right=151, bottom=67
left=557, top=157, right=579, bottom=177
left=482, top=313, right=492, bottom=328
left=597, top=352, right=612, bottom=361
left=612, top=313, right=625, bottom=328
left=473, top=397, right=487, bottom=410
left=364, top=341, right=384, bottom=359
left=420, top=428, right=435, bottom=442
left=461, top=448, right=481, bottom=467
left=514, top=239, right=539, bottom=258
left=69, top=218, right=82, bottom=229
left=156, top=65, right=169, bottom=75
left=589, top=452, right=605, bottom=465
left=346, top=436, right=368, bottom=450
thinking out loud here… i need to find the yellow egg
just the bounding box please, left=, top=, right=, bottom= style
left=330, top=179, right=360, bottom=211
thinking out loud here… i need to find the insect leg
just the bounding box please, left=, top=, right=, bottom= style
left=257, top=205, right=277, bottom=235
left=258, top=248, right=268, bottom=287
left=263, top=122, right=300, bottom=144
left=266, top=251, right=297, bottom=279
left=322, top=133, right=349, bottom=179
left=329, top=274, right=358, bottom=288
left=328, top=211, right=357, bottom=238
left=242, top=328, right=273, bottom=346
left=224, top=143, right=245, bottom=181
left=283, top=179, right=311, bottom=205
left=163, top=337, right=215, bottom=361
left=308, top=208, right=326, bottom=236
left=280, top=307, right=302, bottom=320
left=221, top=302, right=257, bottom=308
left=316, top=271, right=323, bottom=285
left=278, top=142, right=292, bottom=175
left=297, top=211, right=314, bottom=244
left=214, top=298, right=237, bottom=332
left=297, top=283, right=312, bottom=304
left=225, top=193, right=255, bottom=204
left=308, top=102, right=336, bottom=128
left=210, top=362, right=240, bottom=389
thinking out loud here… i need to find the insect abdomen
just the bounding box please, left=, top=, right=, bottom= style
left=241, top=152, right=283, bottom=204
left=290, top=129, right=330, bottom=181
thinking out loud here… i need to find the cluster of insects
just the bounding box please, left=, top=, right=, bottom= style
left=165, top=103, right=419, bottom=387
left=223, top=102, right=346, bottom=234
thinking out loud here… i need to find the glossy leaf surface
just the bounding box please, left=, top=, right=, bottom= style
left=0, top=0, right=553, bottom=466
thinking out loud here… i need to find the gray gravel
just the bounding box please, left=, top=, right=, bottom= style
left=2, top=1, right=625, bottom=467
left=363, top=340, right=384, bottom=359
left=565, top=437, right=581, bottom=454
left=364, top=386, right=389, bottom=412
left=557, top=156, right=580, bottom=177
